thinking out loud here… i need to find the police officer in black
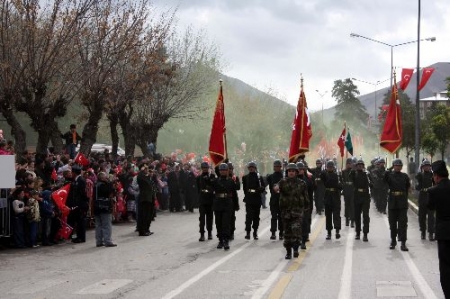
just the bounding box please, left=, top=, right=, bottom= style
left=350, top=159, right=372, bottom=242
left=196, top=162, right=215, bottom=242
left=427, top=160, right=450, bottom=299
left=242, top=161, right=266, bottom=240
left=321, top=160, right=343, bottom=240
left=312, top=159, right=325, bottom=215
left=384, top=158, right=411, bottom=251
left=341, top=158, right=355, bottom=227
left=228, top=162, right=240, bottom=241
left=267, top=160, right=284, bottom=240
left=415, top=159, right=435, bottom=241
left=212, top=163, right=236, bottom=250
left=297, top=161, right=314, bottom=249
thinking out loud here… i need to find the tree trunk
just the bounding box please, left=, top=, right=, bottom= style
left=109, top=116, right=119, bottom=159
left=80, top=98, right=104, bottom=155
left=0, top=107, right=27, bottom=155
left=136, top=125, right=160, bottom=158
left=35, top=126, right=52, bottom=155
left=119, top=115, right=136, bottom=158
left=49, top=120, right=64, bottom=154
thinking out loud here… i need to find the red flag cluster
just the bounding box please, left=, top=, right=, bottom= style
left=399, top=67, right=435, bottom=91
left=208, top=83, right=226, bottom=165
left=380, top=81, right=403, bottom=153
left=288, top=82, right=312, bottom=162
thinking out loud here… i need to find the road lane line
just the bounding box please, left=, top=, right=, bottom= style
left=161, top=225, right=271, bottom=299
left=382, top=216, right=438, bottom=299
left=267, top=215, right=326, bottom=299
left=338, top=228, right=355, bottom=299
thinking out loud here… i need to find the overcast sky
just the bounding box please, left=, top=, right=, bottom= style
left=153, top=0, right=449, bottom=112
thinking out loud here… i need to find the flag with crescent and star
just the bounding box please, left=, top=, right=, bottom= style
left=337, top=126, right=346, bottom=157
left=51, top=184, right=71, bottom=217
left=399, top=68, right=414, bottom=90
left=418, top=67, right=435, bottom=91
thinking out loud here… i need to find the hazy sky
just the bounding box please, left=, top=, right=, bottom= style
left=153, top=0, right=449, bottom=111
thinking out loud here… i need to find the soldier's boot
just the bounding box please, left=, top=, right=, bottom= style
left=389, top=239, right=397, bottom=250
left=223, top=239, right=230, bottom=250
left=199, top=233, right=205, bottom=242
left=208, top=231, right=213, bottom=240
left=363, top=233, right=368, bottom=242
left=229, top=233, right=234, bottom=241
left=335, top=229, right=341, bottom=239
left=270, top=232, right=276, bottom=240
left=400, top=241, right=409, bottom=252
left=301, top=236, right=307, bottom=250
left=245, top=231, right=251, bottom=240
left=350, top=221, right=355, bottom=228
left=285, top=247, right=292, bottom=260
left=253, top=231, right=259, bottom=240
left=326, top=230, right=332, bottom=240
left=421, top=231, right=426, bottom=240
left=429, top=233, right=435, bottom=241
left=293, top=244, right=299, bottom=258
left=279, top=232, right=284, bottom=240
left=217, top=239, right=224, bottom=249
left=345, top=218, right=349, bottom=227
left=355, top=233, right=360, bottom=240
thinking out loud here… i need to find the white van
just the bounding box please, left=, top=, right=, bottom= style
left=76, top=144, right=126, bottom=156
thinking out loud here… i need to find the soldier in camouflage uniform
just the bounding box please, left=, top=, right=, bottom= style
left=321, top=160, right=343, bottom=240
left=277, top=163, right=308, bottom=259
left=341, top=158, right=355, bottom=227
left=297, top=161, right=314, bottom=250
left=312, top=159, right=325, bottom=215
left=415, top=159, right=435, bottom=241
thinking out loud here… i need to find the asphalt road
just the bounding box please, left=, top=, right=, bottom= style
left=0, top=193, right=445, bottom=299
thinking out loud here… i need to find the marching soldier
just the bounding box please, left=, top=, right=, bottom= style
left=267, top=160, right=284, bottom=240
left=212, top=163, right=237, bottom=250
left=312, top=159, right=325, bottom=215
left=350, top=160, right=372, bottom=241
left=384, top=158, right=411, bottom=251
left=196, top=162, right=215, bottom=242
left=321, top=160, right=343, bottom=240
left=297, top=161, right=314, bottom=249
left=276, top=163, right=308, bottom=259
left=372, top=158, right=388, bottom=214
left=228, top=162, right=240, bottom=240
left=242, top=162, right=266, bottom=240
left=415, top=159, right=435, bottom=241
left=367, top=158, right=378, bottom=204
left=341, top=158, right=355, bottom=227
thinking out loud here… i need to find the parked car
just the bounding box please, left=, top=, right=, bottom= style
left=76, top=144, right=126, bottom=156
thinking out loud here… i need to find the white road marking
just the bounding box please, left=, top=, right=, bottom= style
left=161, top=225, right=271, bottom=299
left=338, top=227, right=355, bottom=299
left=9, top=279, right=66, bottom=294
left=251, top=215, right=320, bottom=299
left=382, top=217, right=438, bottom=299
left=76, top=279, right=133, bottom=295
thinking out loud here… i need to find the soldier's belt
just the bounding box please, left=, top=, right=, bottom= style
left=247, top=189, right=257, bottom=193
left=326, top=188, right=337, bottom=192
left=216, top=193, right=228, bottom=198
left=201, top=189, right=210, bottom=193
left=391, top=191, right=405, bottom=196
left=315, top=178, right=321, bottom=181
left=345, top=182, right=353, bottom=185
left=421, top=188, right=430, bottom=192
left=357, top=189, right=367, bottom=192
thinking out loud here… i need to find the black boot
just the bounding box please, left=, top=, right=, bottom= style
left=253, top=231, right=259, bottom=240
left=429, top=233, right=435, bottom=241
left=245, top=231, right=250, bottom=240
left=285, top=247, right=292, bottom=259
left=229, top=233, right=234, bottom=241
left=217, top=240, right=224, bottom=249
left=362, top=233, right=368, bottom=242
left=326, top=230, right=331, bottom=240
left=199, top=233, right=205, bottom=242
left=279, top=232, right=284, bottom=240
left=400, top=241, right=409, bottom=251
left=208, top=231, right=213, bottom=240
left=293, top=244, right=299, bottom=258
left=223, top=239, right=230, bottom=250
left=301, top=236, right=307, bottom=250
left=355, top=233, right=360, bottom=240
left=335, top=229, right=341, bottom=239
left=345, top=218, right=349, bottom=226
left=270, top=232, right=276, bottom=240
left=390, top=239, right=397, bottom=250
left=350, top=221, right=355, bottom=228
left=421, top=231, right=426, bottom=240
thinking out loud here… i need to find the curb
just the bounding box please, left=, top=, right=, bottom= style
left=408, top=199, right=419, bottom=215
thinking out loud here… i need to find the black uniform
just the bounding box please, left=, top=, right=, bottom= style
left=372, top=166, right=388, bottom=213
left=267, top=171, right=284, bottom=237
left=321, top=170, right=343, bottom=235
left=415, top=170, right=435, bottom=237
left=341, top=167, right=355, bottom=226
left=229, top=174, right=241, bottom=239
left=212, top=175, right=237, bottom=242
left=196, top=172, right=216, bottom=236
left=428, top=177, right=450, bottom=299
left=384, top=170, right=410, bottom=244
left=312, top=166, right=325, bottom=214
left=242, top=172, right=265, bottom=235
left=66, top=174, right=89, bottom=243
left=350, top=169, right=371, bottom=236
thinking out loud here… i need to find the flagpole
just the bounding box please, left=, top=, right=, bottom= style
left=342, top=122, right=346, bottom=170
left=220, top=79, right=228, bottom=161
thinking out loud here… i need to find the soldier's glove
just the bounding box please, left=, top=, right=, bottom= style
left=235, top=205, right=240, bottom=211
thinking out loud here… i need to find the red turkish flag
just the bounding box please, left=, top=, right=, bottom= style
left=399, top=68, right=414, bottom=90
left=51, top=168, right=57, bottom=181
left=418, top=67, right=435, bottom=91
left=208, top=83, right=226, bottom=165
left=337, top=127, right=346, bottom=157
left=51, top=184, right=71, bottom=217
left=380, top=82, right=403, bottom=153
left=288, top=86, right=312, bottom=162
left=74, top=152, right=89, bottom=166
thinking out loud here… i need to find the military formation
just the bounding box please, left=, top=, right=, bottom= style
left=196, top=156, right=440, bottom=258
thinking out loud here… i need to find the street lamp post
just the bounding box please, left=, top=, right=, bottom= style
left=350, top=33, right=436, bottom=90
left=316, top=90, right=328, bottom=125
left=352, top=77, right=390, bottom=122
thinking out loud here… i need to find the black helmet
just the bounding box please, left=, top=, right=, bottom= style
left=296, top=162, right=306, bottom=169
left=247, top=161, right=257, bottom=168
left=316, top=159, right=322, bottom=164
left=378, top=158, right=386, bottom=164
left=227, top=162, right=234, bottom=169
left=286, top=163, right=298, bottom=171
left=273, top=159, right=282, bottom=167
left=218, top=163, right=229, bottom=170
left=326, top=160, right=335, bottom=168
left=421, top=159, right=431, bottom=166
left=392, top=158, right=403, bottom=166
left=346, top=158, right=353, bottom=164
left=357, top=159, right=365, bottom=165
left=200, top=162, right=209, bottom=168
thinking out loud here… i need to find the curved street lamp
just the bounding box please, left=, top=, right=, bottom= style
left=316, top=90, right=328, bottom=125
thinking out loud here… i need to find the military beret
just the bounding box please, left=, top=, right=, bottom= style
left=431, top=160, right=448, bottom=177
